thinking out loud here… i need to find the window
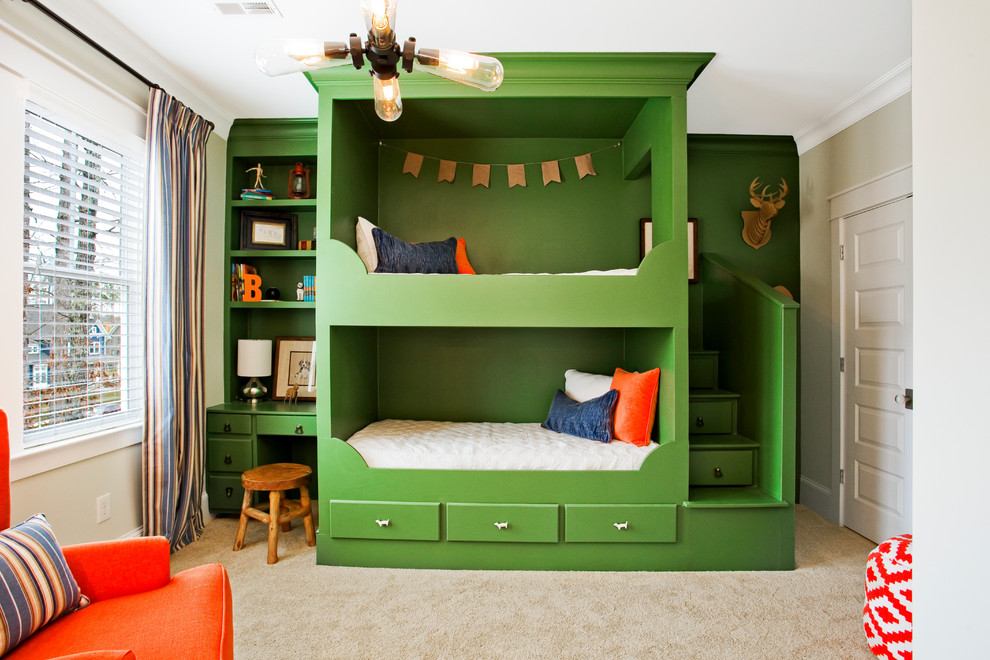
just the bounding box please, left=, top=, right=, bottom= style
left=22, top=100, right=145, bottom=447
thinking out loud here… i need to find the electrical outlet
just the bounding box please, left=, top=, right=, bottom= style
left=96, top=493, right=111, bottom=523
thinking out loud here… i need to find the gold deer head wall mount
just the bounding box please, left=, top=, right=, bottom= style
left=740, top=177, right=788, bottom=249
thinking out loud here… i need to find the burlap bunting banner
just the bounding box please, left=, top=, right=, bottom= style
left=393, top=143, right=616, bottom=188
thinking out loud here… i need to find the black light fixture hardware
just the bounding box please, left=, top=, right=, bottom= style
left=254, top=0, right=503, bottom=122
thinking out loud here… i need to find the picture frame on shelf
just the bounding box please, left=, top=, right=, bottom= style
left=273, top=336, right=316, bottom=401
left=688, top=217, right=699, bottom=283
left=640, top=218, right=652, bottom=261
left=640, top=217, right=701, bottom=282
left=239, top=210, right=297, bottom=250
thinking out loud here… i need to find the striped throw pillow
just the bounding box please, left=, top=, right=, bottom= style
left=0, top=513, right=87, bottom=655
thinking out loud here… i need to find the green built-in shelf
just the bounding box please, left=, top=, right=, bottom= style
left=230, top=250, right=316, bottom=258
left=228, top=301, right=317, bottom=309
left=231, top=198, right=317, bottom=208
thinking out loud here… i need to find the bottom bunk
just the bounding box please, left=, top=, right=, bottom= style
left=317, top=429, right=794, bottom=572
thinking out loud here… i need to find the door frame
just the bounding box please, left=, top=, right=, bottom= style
left=829, top=164, right=912, bottom=529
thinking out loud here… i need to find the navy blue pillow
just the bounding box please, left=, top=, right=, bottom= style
left=372, top=227, right=458, bottom=274
left=542, top=389, right=618, bottom=443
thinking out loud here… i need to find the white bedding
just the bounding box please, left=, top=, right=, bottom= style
left=347, top=419, right=657, bottom=471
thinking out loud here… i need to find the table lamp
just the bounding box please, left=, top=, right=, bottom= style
left=237, top=339, right=272, bottom=401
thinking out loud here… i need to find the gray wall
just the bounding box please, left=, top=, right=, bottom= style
left=797, top=93, right=912, bottom=522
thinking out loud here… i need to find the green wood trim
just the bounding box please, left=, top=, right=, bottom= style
left=227, top=301, right=316, bottom=310
left=683, top=487, right=789, bottom=509
left=329, top=500, right=440, bottom=541
left=687, top=134, right=798, bottom=156
left=230, top=199, right=318, bottom=209
left=703, top=254, right=800, bottom=309
left=564, top=504, right=677, bottom=543
left=229, top=250, right=316, bottom=258
left=207, top=401, right=317, bottom=415
left=446, top=504, right=559, bottom=543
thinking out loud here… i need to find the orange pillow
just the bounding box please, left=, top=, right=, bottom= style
left=610, top=367, right=660, bottom=446
left=456, top=238, right=476, bottom=274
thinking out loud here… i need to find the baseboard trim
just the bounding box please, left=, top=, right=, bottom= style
left=118, top=526, right=143, bottom=540
left=799, top=476, right=840, bottom=524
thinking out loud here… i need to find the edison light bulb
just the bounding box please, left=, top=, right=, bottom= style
left=373, top=76, right=403, bottom=122
left=415, top=49, right=504, bottom=92
left=360, top=0, right=398, bottom=50
left=255, top=40, right=350, bottom=76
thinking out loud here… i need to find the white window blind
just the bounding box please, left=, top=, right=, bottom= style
left=22, top=99, right=145, bottom=447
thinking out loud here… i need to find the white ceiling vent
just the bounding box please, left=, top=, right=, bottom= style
left=213, top=2, right=282, bottom=17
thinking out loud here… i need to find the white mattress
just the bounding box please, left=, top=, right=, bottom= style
left=347, top=419, right=657, bottom=471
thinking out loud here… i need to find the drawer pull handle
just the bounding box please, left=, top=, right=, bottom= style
left=494, top=521, right=509, bottom=530
left=696, top=417, right=705, bottom=427
left=223, top=423, right=231, bottom=432
left=714, top=467, right=723, bottom=478
left=375, top=519, right=390, bottom=527
left=225, top=487, right=233, bottom=498
left=223, top=454, right=232, bottom=464
left=613, top=522, right=629, bottom=530
left=295, top=424, right=304, bottom=434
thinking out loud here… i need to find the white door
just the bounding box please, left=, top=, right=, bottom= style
left=841, top=196, right=913, bottom=543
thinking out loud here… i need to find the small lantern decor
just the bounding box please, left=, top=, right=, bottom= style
left=288, top=162, right=310, bottom=199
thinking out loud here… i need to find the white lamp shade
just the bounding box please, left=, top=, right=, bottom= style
left=237, top=339, right=272, bottom=377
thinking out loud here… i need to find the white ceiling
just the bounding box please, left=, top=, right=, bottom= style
left=49, top=0, right=910, bottom=150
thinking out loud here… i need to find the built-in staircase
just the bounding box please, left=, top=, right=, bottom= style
left=688, top=350, right=759, bottom=489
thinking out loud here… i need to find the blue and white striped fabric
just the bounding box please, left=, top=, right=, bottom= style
left=142, top=87, right=213, bottom=551
left=0, top=514, right=86, bottom=655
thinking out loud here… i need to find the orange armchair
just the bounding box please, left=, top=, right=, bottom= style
left=0, top=410, right=233, bottom=659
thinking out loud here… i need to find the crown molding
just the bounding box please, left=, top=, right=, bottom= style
left=794, top=58, right=911, bottom=155
left=23, top=0, right=237, bottom=138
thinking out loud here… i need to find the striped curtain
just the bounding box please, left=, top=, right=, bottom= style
left=142, top=87, right=213, bottom=551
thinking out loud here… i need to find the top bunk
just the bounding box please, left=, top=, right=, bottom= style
left=310, top=53, right=713, bottom=328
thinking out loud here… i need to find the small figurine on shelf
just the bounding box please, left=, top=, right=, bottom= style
left=296, top=282, right=304, bottom=301
left=282, top=383, right=300, bottom=404
left=246, top=163, right=266, bottom=189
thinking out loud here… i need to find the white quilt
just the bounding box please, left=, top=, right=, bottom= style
left=347, top=419, right=657, bottom=471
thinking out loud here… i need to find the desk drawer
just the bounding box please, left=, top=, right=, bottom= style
left=206, top=413, right=251, bottom=435
left=689, top=400, right=735, bottom=434
left=207, top=438, right=253, bottom=473
left=689, top=449, right=754, bottom=486
left=447, top=503, right=558, bottom=543
left=256, top=415, right=315, bottom=437
left=330, top=500, right=439, bottom=541
left=565, top=504, right=677, bottom=543
left=207, top=475, right=245, bottom=511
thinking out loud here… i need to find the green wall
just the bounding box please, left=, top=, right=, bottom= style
left=686, top=135, right=799, bottom=348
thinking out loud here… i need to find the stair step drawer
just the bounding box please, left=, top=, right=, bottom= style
left=207, top=475, right=245, bottom=511
left=689, top=449, right=754, bottom=486
left=255, top=414, right=315, bottom=436
left=564, top=504, right=677, bottom=543
left=689, top=353, right=718, bottom=389
left=330, top=500, right=440, bottom=541
left=207, top=438, right=253, bottom=473
left=206, top=413, right=251, bottom=435
left=447, top=504, right=559, bottom=543
left=689, top=400, right=735, bottom=434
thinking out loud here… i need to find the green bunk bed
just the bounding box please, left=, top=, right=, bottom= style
left=308, top=53, right=795, bottom=571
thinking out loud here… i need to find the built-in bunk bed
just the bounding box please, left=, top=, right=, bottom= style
left=308, top=53, right=795, bottom=571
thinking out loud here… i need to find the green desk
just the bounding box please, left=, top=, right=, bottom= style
left=206, top=401, right=317, bottom=515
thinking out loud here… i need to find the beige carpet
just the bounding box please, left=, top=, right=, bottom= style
left=171, top=504, right=876, bottom=659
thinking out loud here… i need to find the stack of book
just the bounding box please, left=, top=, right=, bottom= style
left=303, top=275, right=316, bottom=302
left=231, top=263, right=258, bottom=301
left=240, top=188, right=273, bottom=200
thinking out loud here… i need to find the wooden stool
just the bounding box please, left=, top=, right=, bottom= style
left=233, top=463, right=316, bottom=564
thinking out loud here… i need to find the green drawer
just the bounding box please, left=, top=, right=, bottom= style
left=255, top=414, right=316, bottom=436
left=330, top=500, right=440, bottom=541
left=207, top=475, right=245, bottom=511
left=206, top=413, right=251, bottom=435
left=446, top=503, right=559, bottom=543
left=689, top=449, right=754, bottom=486
left=564, top=504, right=677, bottom=543
left=689, top=353, right=718, bottom=389
left=689, top=400, right=735, bottom=434
left=207, top=437, right=253, bottom=473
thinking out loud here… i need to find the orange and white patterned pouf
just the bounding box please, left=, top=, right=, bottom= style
left=863, top=533, right=913, bottom=659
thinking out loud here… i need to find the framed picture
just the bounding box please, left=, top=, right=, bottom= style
left=239, top=211, right=297, bottom=250
left=273, top=336, right=316, bottom=401
left=688, top=218, right=699, bottom=283
left=640, top=218, right=653, bottom=260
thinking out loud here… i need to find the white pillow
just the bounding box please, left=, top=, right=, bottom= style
left=564, top=369, right=613, bottom=402
left=356, top=216, right=378, bottom=273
